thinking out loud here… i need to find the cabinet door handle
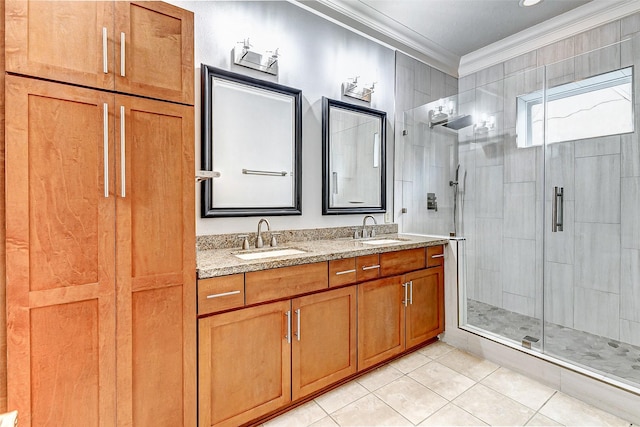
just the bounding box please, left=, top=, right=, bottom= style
left=120, top=32, right=126, bottom=77
left=402, top=283, right=408, bottom=307
left=552, top=186, right=564, bottom=232
left=206, top=290, right=240, bottom=299
left=362, top=264, right=380, bottom=271
left=431, top=254, right=444, bottom=259
left=285, top=310, right=291, bottom=344
left=103, top=103, right=109, bottom=198
left=409, top=280, right=413, bottom=305
left=102, top=27, right=108, bottom=74
left=335, top=269, right=356, bottom=276
left=120, top=106, right=126, bottom=198
left=294, top=308, right=301, bottom=341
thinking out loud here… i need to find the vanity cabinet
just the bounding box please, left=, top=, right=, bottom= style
left=5, top=14, right=196, bottom=424
left=5, top=0, right=194, bottom=104
left=197, top=245, right=444, bottom=426
left=199, top=300, right=292, bottom=427
left=199, top=286, right=356, bottom=427
left=358, top=248, right=444, bottom=370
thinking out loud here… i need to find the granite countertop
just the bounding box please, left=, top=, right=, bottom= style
left=197, top=233, right=449, bottom=279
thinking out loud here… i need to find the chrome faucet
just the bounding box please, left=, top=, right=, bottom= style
left=361, top=215, right=377, bottom=239
left=256, top=218, right=271, bottom=248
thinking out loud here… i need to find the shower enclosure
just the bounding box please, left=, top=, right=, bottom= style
left=401, top=36, right=640, bottom=390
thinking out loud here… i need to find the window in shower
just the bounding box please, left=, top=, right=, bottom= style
left=516, top=66, right=634, bottom=148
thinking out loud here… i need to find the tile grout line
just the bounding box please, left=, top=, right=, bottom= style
left=522, top=390, right=561, bottom=427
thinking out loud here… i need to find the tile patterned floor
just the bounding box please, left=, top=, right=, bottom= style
left=263, top=342, right=634, bottom=427
left=467, top=299, right=640, bottom=385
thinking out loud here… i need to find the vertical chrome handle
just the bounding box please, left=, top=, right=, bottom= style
left=285, top=310, right=291, bottom=344
left=103, top=103, right=109, bottom=198
left=102, top=27, right=108, bottom=74
left=409, top=280, right=413, bottom=305
left=402, top=283, right=408, bottom=307
left=295, top=309, right=301, bottom=341
left=552, top=186, right=564, bottom=232
left=120, top=32, right=126, bottom=77
left=120, top=106, right=126, bottom=198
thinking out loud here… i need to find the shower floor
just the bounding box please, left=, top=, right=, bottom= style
left=466, top=299, right=640, bottom=386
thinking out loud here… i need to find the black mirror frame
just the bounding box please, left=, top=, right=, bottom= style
left=322, top=97, right=387, bottom=215
left=200, top=64, right=302, bottom=217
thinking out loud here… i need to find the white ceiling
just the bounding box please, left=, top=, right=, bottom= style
left=298, top=0, right=640, bottom=76
left=357, top=0, right=592, bottom=57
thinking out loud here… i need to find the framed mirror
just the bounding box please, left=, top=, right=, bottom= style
left=322, top=97, right=386, bottom=214
left=201, top=65, right=302, bottom=217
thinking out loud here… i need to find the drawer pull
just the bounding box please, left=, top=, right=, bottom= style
left=295, top=309, right=301, bottom=341
left=335, top=269, right=356, bottom=276
left=206, top=290, right=241, bottom=299
left=102, top=27, right=108, bottom=73
left=362, top=264, right=380, bottom=271
left=120, top=32, right=126, bottom=76
left=431, top=254, right=444, bottom=259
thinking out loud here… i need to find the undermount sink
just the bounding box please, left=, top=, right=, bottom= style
left=361, top=238, right=407, bottom=245
left=233, top=248, right=307, bottom=260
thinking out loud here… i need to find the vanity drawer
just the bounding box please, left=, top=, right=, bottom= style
left=379, top=248, right=426, bottom=277
left=245, top=262, right=329, bottom=304
left=198, top=274, right=245, bottom=315
left=357, top=254, right=380, bottom=282
left=329, top=258, right=357, bottom=287
left=427, top=245, right=445, bottom=268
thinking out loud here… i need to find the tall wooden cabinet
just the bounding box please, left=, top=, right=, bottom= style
left=5, top=0, right=194, bottom=104
left=4, top=2, right=195, bottom=426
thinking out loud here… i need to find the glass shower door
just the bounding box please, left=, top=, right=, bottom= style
left=542, top=37, right=640, bottom=387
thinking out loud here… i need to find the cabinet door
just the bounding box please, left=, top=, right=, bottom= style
left=292, top=286, right=357, bottom=400
left=115, top=1, right=194, bottom=104
left=199, top=301, right=292, bottom=427
left=115, top=95, right=195, bottom=426
left=405, top=268, right=444, bottom=349
left=357, top=276, right=405, bottom=370
left=5, top=0, right=115, bottom=89
left=5, top=76, right=116, bottom=427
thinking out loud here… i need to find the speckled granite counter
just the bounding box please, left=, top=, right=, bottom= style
left=197, top=233, right=448, bottom=279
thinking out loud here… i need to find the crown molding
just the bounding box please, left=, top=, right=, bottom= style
left=459, top=0, right=640, bottom=76
left=292, top=0, right=461, bottom=76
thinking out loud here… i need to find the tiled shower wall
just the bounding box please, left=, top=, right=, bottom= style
left=459, top=16, right=640, bottom=345
left=394, top=52, right=458, bottom=235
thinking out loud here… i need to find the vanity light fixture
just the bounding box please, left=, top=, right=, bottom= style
left=233, top=38, right=280, bottom=76
left=342, top=76, right=376, bottom=102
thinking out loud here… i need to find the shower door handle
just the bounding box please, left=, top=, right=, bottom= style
left=552, top=186, right=564, bottom=232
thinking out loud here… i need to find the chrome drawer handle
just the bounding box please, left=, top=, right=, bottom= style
left=285, top=311, right=291, bottom=344
left=103, top=103, right=109, bottom=198
left=362, top=264, right=380, bottom=271
left=206, top=290, right=240, bottom=299
left=431, top=254, right=444, bottom=258
left=335, top=269, right=356, bottom=275
left=102, top=27, right=108, bottom=73
left=120, top=32, right=126, bottom=76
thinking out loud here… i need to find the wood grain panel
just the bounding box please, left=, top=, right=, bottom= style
left=379, top=248, right=426, bottom=277
left=199, top=301, right=291, bottom=427
left=1, top=0, right=7, bottom=411
left=426, top=245, right=444, bottom=268
left=5, top=0, right=114, bottom=89
left=356, top=253, right=380, bottom=282
left=245, top=262, right=328, bottom=305
left=5, top=76, right=116, bottom=427
left=328, top=258, right=356, bottom=287
left=115, top=1, right=194, bottom=104
left=30, top=301, right=101, bottom=426
left=132, top=286, right=184, bottom=426
left=198, top=274, right=245, bottom=315
left=292, top=286, right=357, bottom=400
left=115, top=94, right=195, bottom=427
left=357, top=276, right=405, bottom=370
left=405, top=268, right=444, bottom=349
